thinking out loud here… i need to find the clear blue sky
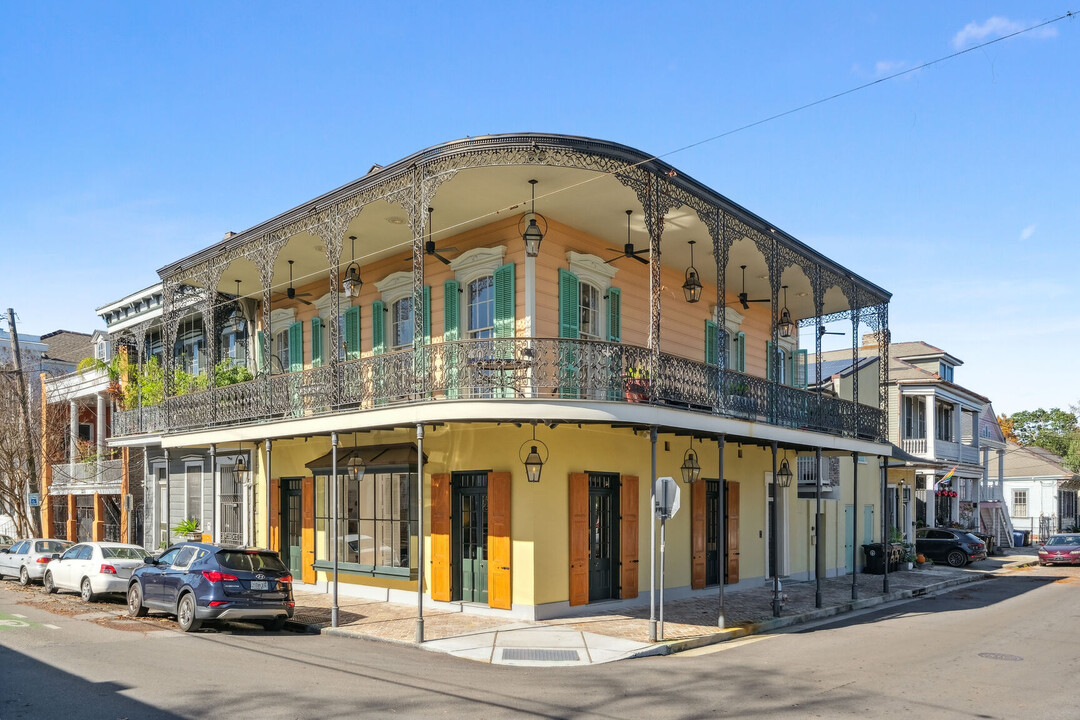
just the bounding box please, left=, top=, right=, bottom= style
left=1, top=2, right=1076, bottom=416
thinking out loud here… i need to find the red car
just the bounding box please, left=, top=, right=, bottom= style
left=1037, top=533, right=1080, bottom=565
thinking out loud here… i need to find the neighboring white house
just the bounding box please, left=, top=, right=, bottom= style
left=1002, top=441, right=1080, bottom=542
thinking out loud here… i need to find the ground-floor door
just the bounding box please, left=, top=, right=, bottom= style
left=281, top=478, right=303, bottom=577
left=452, top=471, right=488, bottom=604
left=588, top=473, right=620, bottom=603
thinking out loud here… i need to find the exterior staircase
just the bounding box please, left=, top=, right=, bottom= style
left=980, top=502, right=1015, bottom=549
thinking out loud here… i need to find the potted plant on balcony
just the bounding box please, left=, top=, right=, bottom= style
left=726, top=379, right=754, bottom=414
left=623, top=366, right=650, bottom=403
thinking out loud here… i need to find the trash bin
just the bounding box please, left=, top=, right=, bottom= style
left=862, top=543, right=887, bottom=574
left=888, top=542, right=905, bottom=570
left=973, top=532, right=995, bottom=556
left=1022, top=530, right=1032, bottom=547
left=1012, top=530, right=1025, bottom=547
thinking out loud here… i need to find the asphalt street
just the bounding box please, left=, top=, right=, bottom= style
left=1, top=564, right=1076, bottom=719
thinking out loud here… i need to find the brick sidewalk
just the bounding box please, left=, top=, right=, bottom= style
left=292, top=552, right=1036, bottom=646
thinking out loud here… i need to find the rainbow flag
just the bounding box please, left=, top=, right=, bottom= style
left=936, top=466, right=957, bottom=488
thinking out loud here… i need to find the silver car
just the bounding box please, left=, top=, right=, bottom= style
left=0, top=538, right=73, bottom=585
left=44, top=542, right=148, bottom=601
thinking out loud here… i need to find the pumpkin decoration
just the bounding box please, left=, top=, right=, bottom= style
left=916, top=553, right=926, bottom=564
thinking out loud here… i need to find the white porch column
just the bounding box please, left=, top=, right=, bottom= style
left=96, top=393, right=107, bottom=482
left=68, top=400, right=78, bottom=464
left=925, top=396, right=937, bottom=459
left=524, top=254, right=536, bottom=338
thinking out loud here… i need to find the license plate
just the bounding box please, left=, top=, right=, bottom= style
left=251, top=580, right=268, bottom=591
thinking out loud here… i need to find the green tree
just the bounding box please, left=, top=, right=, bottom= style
left=1009, top=407, right=1080, bottom=471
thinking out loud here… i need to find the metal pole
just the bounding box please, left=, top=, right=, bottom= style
left=881, top=456, right=890, bottom=594
left=649, top=426, right=657, bottom=643
left=852, top=451, right=859, bottom=601
left=815, top=446, right=823, bottom=609
left=331, top=432, right=339, bottom=628
left=209, top=443, right=217, bottom=543
left=5, top=308, right=42, bottom=536
left=164, top=447, right=171, bottom=546
left=265, top=439, right=272, bottom=550
left=717, top=434, right=725, bottom=629
left=142, top=446, right=149, bottom=550
left=771, top=441, right=780, bottom=617
left=416, top=423, right=425, bottom=644
left=659, top=512, right=666, bottom=640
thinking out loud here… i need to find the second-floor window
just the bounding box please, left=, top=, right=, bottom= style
left=467, top=276, right=494, bottom=339
left=936, top=402, right=954, bottom=442
left=1013, top=489, right=1028, bottom=517
left=175, top=319, right=204, bottom=375
left=939, top=362, right=954, bottom=382
left=391, top=297, right=414, bottom=350
left=274, top=328, right=289, bottom=374
left=904, top=396, right=926, bottom=439
left=579, top=282, right=602, bottom=340
left=219, top=308, right=248, bottom=367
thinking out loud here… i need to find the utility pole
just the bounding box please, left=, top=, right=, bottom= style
left=6, top=308, right=42, bottom=536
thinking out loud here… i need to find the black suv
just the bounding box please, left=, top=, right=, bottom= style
left=915, top=528, right=987, bottom=567
left=127, top=543, right=294, bottom=632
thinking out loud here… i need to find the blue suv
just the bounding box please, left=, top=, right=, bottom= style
left=127, top=543, right=294, bottom=632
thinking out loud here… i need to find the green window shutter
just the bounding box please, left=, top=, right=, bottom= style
left=443, top=281, right=460, bottom=341
left=494, top=263, right=515, bottom=338
left=705, top=320, right=718, bottom=366
left=372, top=301, right=386, bottom=355
left=423, top=286, right=432, bottom=345
left=558, top=268, right=579, bottom=339
left=344, top=305, right=360, bottom=361
left=736, top=332, right=746, bottom=373
left=607, top=287, right=621, bottom=342
left=288, top=321, right=303, bottom=372
left=256, top=330, right=267, bottom=373
left=766, top=341, right=774, bottom=382
left=796, top=348, right=808, bottom=388
left=311, top=317, right=323, bottom=367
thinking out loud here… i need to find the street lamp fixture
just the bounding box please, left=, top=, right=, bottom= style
left=681, top=438, right=701, bottom=484
left=518, top=179, right=548, bottom=257
left=520, top=421, right=549, bottom=483
left=342, top=236, right=363, bottom=298
left=682, top=241, right=703, bottom=304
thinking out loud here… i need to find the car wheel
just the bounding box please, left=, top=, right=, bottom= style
left=261, top=617, right=287, bottom=631
left=127, top=583, right=148, bottom=617
left=80, top=577, right=96, bottom=603
left=43, top=572, right=58, bottom=594
left=946, top=549, right=968, bottom=567
left=18, top=567, right=30, bottom=586
left=177, top=593, right=201, bottom=632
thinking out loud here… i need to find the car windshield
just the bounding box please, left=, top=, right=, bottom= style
left=35, top=541, right=71, bottom=553
left=102, top=546, right=148, bottom=560
left=216, top=551, right=288, bottom=573
left=1046, top=535, right=1080, bottom=546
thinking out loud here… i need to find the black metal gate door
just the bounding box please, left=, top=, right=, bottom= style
left=705, top=480, right=719, bottom=586
left=588, top=473, right=619, bottom=602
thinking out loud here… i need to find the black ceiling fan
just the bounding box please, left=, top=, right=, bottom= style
left=818, top=326, right=845, bottom=337
left=606, top=210, right=649, bottom=265
left=423, top=207, right=457, bottom=265
left=272, top=260, right=313, bottom=305
left=737, top=265, right=769, bottom=310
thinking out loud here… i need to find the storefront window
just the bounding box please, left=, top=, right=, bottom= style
left=314, top=468, right=416, bottom=571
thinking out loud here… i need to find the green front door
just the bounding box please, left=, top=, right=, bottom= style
left=284, top=478, right=302, bottom=577
left=453, top=471, right=488, bottom=604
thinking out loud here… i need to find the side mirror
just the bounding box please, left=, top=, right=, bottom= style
left=51, top=553, right=60, bottom=560
left=144, top=556, right=156, bottom=565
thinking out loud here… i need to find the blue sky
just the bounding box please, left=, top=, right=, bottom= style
left=1, top=2, right=1076, bottom=415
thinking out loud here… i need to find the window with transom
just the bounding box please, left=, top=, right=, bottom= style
left=467, top=276, right=494, bottom=339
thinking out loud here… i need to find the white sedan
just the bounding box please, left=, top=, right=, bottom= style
left=43, top=542, right=149, bottom=601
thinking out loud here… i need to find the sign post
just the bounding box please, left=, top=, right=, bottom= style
left=28, top=493, right=40, bottom=508
left=654, top=476, right=680, bottom=640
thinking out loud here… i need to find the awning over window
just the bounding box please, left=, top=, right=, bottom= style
left=304, top=442, right=426, bottom=473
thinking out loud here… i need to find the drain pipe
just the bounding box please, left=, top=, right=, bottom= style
left=649, top=425, right=658, bottom=643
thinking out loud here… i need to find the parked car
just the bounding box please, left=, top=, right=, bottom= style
left=0, top=538, right=73, bottom=585
left=0, top=534, right=14, bottom=551
left=127, top=543, right=294, bottom=632
left=43, top=542, right=149, bottom=601
left=915, top=528, right=987, bottom=567
left=1037, top=533, right=1080, bottom=565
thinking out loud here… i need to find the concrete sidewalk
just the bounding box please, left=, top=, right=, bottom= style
left=291, top=547, right=1040, bottom=666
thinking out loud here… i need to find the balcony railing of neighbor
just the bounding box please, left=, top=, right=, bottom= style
left=114, top=338, right=884, bottom=442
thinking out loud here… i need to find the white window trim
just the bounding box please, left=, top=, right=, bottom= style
left=451, top=246, right=506, bottom=287
left=183, top=460, right=204, bottom=527
left=269, top=307, right=296, bottom=330
left=713, top=306, right=745, bottom=335
left=313, top=292, right=349, bottom=321
left=566, top=251, right=617, bottom=290
left=373, top=272, right=414, bottom=306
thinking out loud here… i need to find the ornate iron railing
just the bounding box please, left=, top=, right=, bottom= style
left=113, top=338, right=884, bottom=441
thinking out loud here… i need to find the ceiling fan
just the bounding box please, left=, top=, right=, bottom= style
left=818, top=326, right=845, bottom=337
left=736, top=265, right=769, bottom=310
left=423, top=207, right=457, bottom=265
left=272, top=260, right=313, bottom=305
left=606, top=210, right=649, bottom=265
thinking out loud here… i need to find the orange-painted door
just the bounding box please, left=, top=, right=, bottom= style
left=569, top=473, right=589, bottom=606
left=269, top=478, right=280, bottom=552
left=301, top=477, right=315, bottom=584
left=487, top=472, right=511, bottom=610
left=431, top=473, right=452, bottom=601
left=726, top=481, right=740, bottom=584
left=620, top=475, right=639, bottom=599
left=691, top=480, right=706, bottom=589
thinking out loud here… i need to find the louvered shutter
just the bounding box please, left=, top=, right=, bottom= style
left=705, top=320, right=718, bottom=365
left=371, top=301, right=385, bottom=355
left=493, top=263, right=515, bottom=338
left=558, top=268, right=579, bottom=339
left=423, top=286, right=431, bottom=345
left=288, top=321, right=303, bottom=372
left=607, top=287, right=621, bottom=342
left=344, top=306, right=360, bottom=361
left=310, top=317, right=323, bottom=367
left=443, top=281, right=460, bottom=399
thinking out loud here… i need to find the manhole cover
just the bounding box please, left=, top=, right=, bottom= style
left=978, top=652, right=1023, bottom=661
left=501, top=648, right=580, bottom=662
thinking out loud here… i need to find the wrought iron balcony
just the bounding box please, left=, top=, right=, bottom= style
left=113, top=338, right=884, bottom=441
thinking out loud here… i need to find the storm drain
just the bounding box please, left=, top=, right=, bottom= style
left=978, top=652, right=1023, bottom=661
left=501, top=648, right=580, bottom=662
